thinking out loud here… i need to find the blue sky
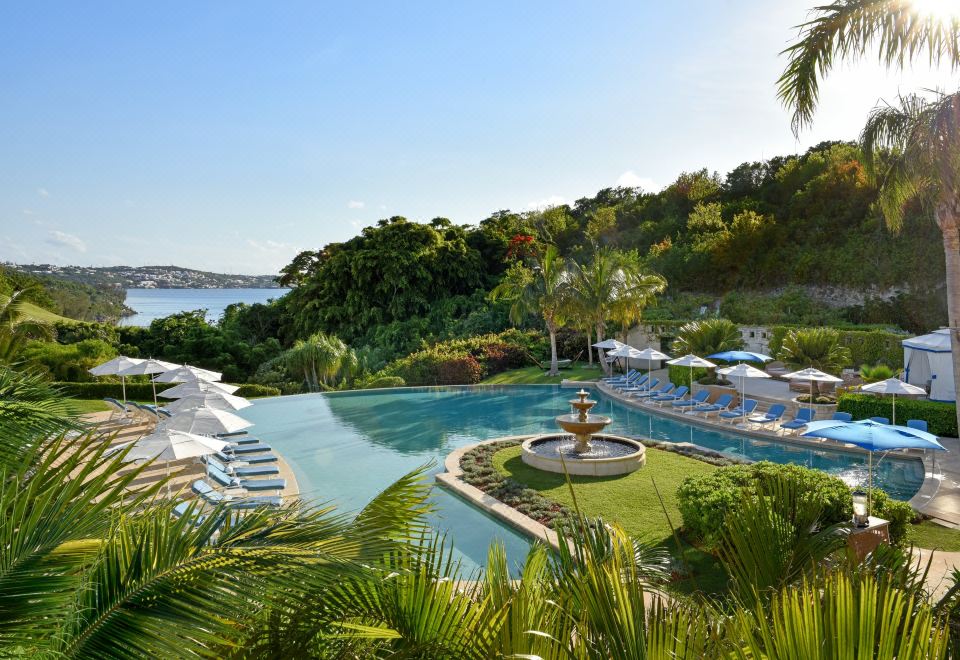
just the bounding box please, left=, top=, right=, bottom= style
left=2, top=1, right=958, bottom=274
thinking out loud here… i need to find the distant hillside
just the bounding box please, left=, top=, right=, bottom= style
left=0, top=266, right=127, bottom=323
left=8, top=264, right=280, bottom=290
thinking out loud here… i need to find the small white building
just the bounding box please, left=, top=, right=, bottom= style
left=903, top=329, right=955, bottom=402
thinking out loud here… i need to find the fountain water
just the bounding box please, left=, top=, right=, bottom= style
left=521, top=388, right=646, bottom=476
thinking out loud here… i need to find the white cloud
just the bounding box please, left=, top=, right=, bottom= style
left=21, top=208, right=35, bottom=216
left=46, top=230, right=86, bottom=253
left=615, top=171, right=658, bottom=191
left=37, top=188, right=49, bottom=197
left=347, top=200, right=365, bottom=209
left=526, top=195, right=566, bottom=210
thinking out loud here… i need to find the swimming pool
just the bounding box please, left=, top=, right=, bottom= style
left=242, top=385, right=926, bottom=572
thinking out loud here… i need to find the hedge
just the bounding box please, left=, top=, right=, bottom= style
left=667, top=364, right=708, bottom=388
left=768, top=326, right=905, bottom=369
left=837, top=393, right=957, bottom=437
left=54, top=382, right=281, bottom=400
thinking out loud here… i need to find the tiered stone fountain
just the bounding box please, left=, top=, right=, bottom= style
left=521, top=389, right=646, bottom=476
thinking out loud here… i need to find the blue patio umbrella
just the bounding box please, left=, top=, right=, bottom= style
left=801, top=419, right=945, bottom=515
left=707, top=350, right=774, bottom=363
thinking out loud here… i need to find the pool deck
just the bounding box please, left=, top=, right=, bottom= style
left=78, top=411, right=300, bottom=503
left=586, top=380, right=960, bottom=527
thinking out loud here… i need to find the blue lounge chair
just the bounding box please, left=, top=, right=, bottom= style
left=192, top=479, right=227, bottom=504
left=748, top=403, right=786, bottom=428
left=832, top=412, right=853, bottom=422
left=604, top=369, right=638, bottom=384
left=104, top=397, right=132, bottom=421
left=635, top=383, right=675, bottom=400
left=869, top=416, right=890, bottom=425
left=653, top=385, right=688, bottom=405
left=206, top=456, right=280, bottom=478
left=673, top=390, right=709, bottom=408
left=907, top=419, right=929, bottom=433
left=229, top=442, right=272, bottom=454
left=172, top=501, right=206, bottom=525
left=621, top=376, right=656, bottom=394
left=206, top=464, right=238, bottom=488
left=614, top=373, right=648, bottom=392
left=691, top=393, right=734, bottom=416
left=229, top=496, right=284, bottom=509
left=719, top=399, right=758, bottom=423
left=214, top=450, right=278, bottom=465
left=780, top=408, right=815, bottom=434
left=240, top=478, right=286, bottom=491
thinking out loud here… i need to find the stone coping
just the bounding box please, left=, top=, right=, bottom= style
left=594, top=382, right=944, bottom=518
left=436, top=435, right=565, bottom=552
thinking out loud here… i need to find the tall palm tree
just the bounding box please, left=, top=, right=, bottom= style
left=490, top=244, right=570, bottom=376
left=568, top=247, right=661, bottom=374
left=778, top=0, right=960, bottom=431
left=0, top=288, right=54, bottom=363
left=778, top=327, right=852, bottom=395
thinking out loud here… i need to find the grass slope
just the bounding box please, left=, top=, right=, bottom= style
left=481, top=364, right=602, bottom=385
left=21, top=301, right=72, bottom=323
left=910, top=520, right=960, bottom=551
left=492, top=444, right=727, bottom=593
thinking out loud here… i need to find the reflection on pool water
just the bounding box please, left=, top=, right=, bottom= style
left=242, top=385, right=926, bottom=573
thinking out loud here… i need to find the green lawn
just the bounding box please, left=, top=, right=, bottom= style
left=492, top=444, right=728, bottom=594
left=65, top=399, right=112, bottom=414
left=910, top=520, right=960, bottom=551
left=481, top=364, right=603, bottom=385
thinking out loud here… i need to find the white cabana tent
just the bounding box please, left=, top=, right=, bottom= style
left=903, top=329, right=954, bottom=402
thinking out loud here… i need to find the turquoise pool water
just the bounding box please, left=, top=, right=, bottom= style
left=242, top=385, right=926, bottom=572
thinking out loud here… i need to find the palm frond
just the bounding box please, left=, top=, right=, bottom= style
left=778, top=0, right=960, bottom=133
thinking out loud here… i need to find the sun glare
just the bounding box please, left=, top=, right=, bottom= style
left=911, top=0, right=960, bottom=22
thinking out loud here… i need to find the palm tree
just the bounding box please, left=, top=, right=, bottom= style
left=778, top=0, right=960, bottom=437
left=778, top=327, right=852, bottom=396
left=490, top=244, right=570, bottom=376
left=0, top=366, right=77, bottom=470
left=0, top=288, right=54, bottom=363
left=568, top=247, right=660, bottom=374
left=283, top=332, right=355, bottom=391
left=672, top=318, right=743, bottom=380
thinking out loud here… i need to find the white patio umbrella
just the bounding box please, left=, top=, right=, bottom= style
left=115, top=358, right=178, bottom=414
left=88, top=356, right=145, bottom=414
left=860, top=378, right=927, bottom=425
left=153, top=364, right=222, bottom=384
left=668, top=354, right=717, bottom=392
left=162, top=406, right=253, bottom=436
left=606, top=345, right=644, bottom=374
left=164, top=391, right=252, bottom=413
left=592, top=339, right=626, bottom=374
left=124, top=428, right=228, bottom=496
left=635, top=347, right=671, bottom=393
left=158, top=380, right=240, bottom=399
left=782, top=367, right=843, bottom=412
left=718, top=363, right=771, bottom=424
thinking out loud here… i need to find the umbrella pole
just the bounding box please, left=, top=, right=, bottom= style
left=892, top=392, right=896, bottom=426
left=868, top=451, right=873, bottom=518
left=121, top=376, right=128, bottom=418
left=152, top=380, right=159, bottom=426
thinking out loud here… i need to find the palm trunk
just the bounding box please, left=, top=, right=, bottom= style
left=596, top=322, right=609, bottom=375
left=938, top=204, right=960, bottom=434
left=586, top=327, right=593, bottom=366
left=547, top=322, right=560, bottom=377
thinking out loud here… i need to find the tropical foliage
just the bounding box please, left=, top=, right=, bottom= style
left=0, top=288, right=54, bottom=363
left=777, top=327, right=852, bottom=394
left=672, top=318, right=743, bottom=381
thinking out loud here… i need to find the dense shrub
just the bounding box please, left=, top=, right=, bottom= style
left=677, top=461, right=854, bottom=549
left=22, top=339, right=117, bottom=382
left=55, top=382, right=280, bottom=400
left=668, top=365, right=709, bottom=388
left=361, top=375, right=406, bottom=389
left=837, top=393, right=957, bottom=437
left=436, top=355, right=483, bottom=385
left=383, top=330, right=541, bottom=385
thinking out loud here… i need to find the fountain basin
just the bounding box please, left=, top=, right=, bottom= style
left=521, top=433, right=646, bottom=476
